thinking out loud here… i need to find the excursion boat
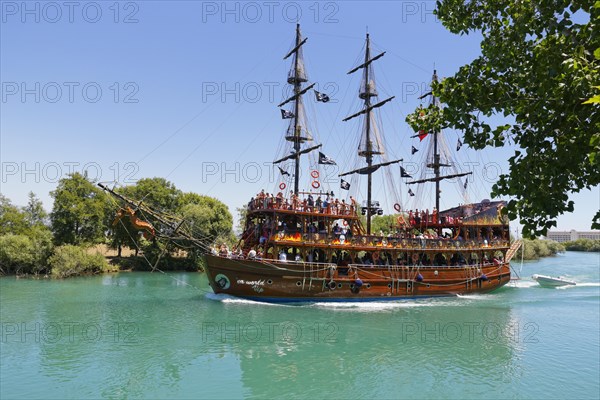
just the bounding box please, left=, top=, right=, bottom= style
left=100, top=25, right=522, bottom=302
left=532, top=274, right=576, bottom=288
left=201, top=25, right=521, bottom=302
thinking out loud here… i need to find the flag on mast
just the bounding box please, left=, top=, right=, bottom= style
left=314, top=90, right=330, bottom=103
left=318, top=152, right=336, bottom=165
left=278, top=166, right=290, bottom=176
left=280, top=109, right=295, bottom=119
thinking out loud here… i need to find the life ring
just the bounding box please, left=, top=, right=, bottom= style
left=342, top=220, right=348, bottom=226
left=312, top=181, right=320, bottom=189
left=412, top=253, right=419, bottom=263
left=311, top=170, right=320, bottom=179
left=372, top=251, right=380, bottom=261
left=279, top=182, right=286, bottom=190
left=394, top=203, right=401, bottom=212
left=397, top=215, right=404, bottom=225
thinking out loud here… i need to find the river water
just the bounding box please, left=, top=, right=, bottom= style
left=1, top=251, right=598, bottom=399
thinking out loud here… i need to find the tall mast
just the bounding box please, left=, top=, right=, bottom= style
left=364, top=34, right=374, bottom=235
left=432, top=70, right=441, bottom=212
left=340, top=33, right=399, bottom=235
left=292, top=23, right=302, bottom=194
left=277, top=23, right=315, bottom=193
left=407, top=69, right=472, bottom=211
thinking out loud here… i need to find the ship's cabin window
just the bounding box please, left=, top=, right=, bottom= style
left=396, top=252, right=407, bottom=265
left=450, top=252, right=467, bottom=266
left=469, top=252, right=479, bottom=265
left=306, top=248, right=325, bottom=263
left=434, top=253, right=447, bottom=266
left=355, top=251, right=373, bottom=266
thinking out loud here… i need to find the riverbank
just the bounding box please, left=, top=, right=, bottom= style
left=514, top=238, right=564, bottom=260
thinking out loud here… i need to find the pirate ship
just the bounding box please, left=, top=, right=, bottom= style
left=200, top=25, right=523, bottom=301
left=102, top=24, right=521, bottom=302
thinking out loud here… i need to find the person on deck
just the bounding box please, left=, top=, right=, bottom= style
left=316, top=196, right=322, bottom=212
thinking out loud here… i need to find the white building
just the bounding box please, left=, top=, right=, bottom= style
left=546, top=230, right=600, bottom=243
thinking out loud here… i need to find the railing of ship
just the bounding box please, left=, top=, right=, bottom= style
left=247, top=199, right=359, bottom=217
left=273, top=233, right=510, bottom=250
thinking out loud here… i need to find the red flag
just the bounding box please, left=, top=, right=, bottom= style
left=418, top=130, right=428, bottom=141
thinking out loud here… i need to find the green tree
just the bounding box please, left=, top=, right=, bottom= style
left=48, top=245, right=109, bottom=278
left=0, top=194, right=29, bottom=235
left=50, top=173, right=108, bottom=245
left=23, top=191, right=47, bottom=227
left=371, top=214, right=402, bottom=235
left=178, top=194, right=234, bottom=241
left=0, top=229, right=53, bottom=275
left=124, top=177, right=182, bottom=212
left=409, top=1, right=599, bottom=237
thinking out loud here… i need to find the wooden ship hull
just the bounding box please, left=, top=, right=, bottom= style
left=204, top=255, right=511, bottom=302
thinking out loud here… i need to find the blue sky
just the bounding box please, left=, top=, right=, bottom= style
left=1, top=1, right=598, bottom=232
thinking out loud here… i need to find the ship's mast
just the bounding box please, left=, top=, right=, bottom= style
left=432, top=70, right=441, bottom=212
left=364, top=34, right=374, bottom=235
left=407, top=69, right=472, bottom=213
left=276, top=23, right=316, bottom=194
left=340, top=33, right=399, bottom=235
left=292, top=24, right=302, bottom=194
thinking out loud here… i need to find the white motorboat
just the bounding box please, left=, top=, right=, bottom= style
left=532, top=274, right=577, bottom=287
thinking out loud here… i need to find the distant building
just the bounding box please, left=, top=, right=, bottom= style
left=545, top=230, right=600, bottom=243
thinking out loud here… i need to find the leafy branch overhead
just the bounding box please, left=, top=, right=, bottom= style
left=407, top=0, right=600, bottom=237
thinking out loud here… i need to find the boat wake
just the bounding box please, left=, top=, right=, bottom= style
left=507, top=280, right=538, bottom=288
left=556, top=282, right=600, bottom=290
left=455, top=294, right=494, bottom=300
left=204, top=293, right=291, bottom=307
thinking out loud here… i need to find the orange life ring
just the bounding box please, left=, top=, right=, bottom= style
left=372, top=251, right=380, bottom=261
left=311, top=170, right=320, bottom=179
left=397, top=215, right=404, bottom=225
left=312, top=181, right=320, bottom=189
left=394, top=203, right=401, bottom=212
left=279, top=182, right=286, bottom=190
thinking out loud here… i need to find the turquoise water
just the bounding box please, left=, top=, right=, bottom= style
left=1, top=251, right=598, bottom=399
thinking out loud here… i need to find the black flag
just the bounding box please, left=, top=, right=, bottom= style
left=340, top=179, right=350, bottom=190
left=408, top=188, right=415, bottom=197
left=314, top=90, right=330, bottom=103
left=457, top=138, right=463, bottom=151
left=400, top=167, right=412, bottom=178
left=411, top=146, right=418, bottom=155
left=463, top=180, right=468, bottom=189
left=278, top=166, right=290, bottom=176
left=318, top=152, right=336, bottom=165
left=281, top=109, right=294, bottom=119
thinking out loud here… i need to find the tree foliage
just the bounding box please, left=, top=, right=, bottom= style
left=23, top=192, right=48, bottom=227
left=0, top=229, right=53, bottom=275
left=408, top=1, right=599, bottom=237
left=50, top=173, right=108, bottom=245
left=48, top=245, right=109, bottom=278
left=563, top=238, right=600, bottom=251
left=371, top=214, right=402, bottom=235
left=515, top=239, right=565, bottom=260
left=0, top=194, right=29, bottom=235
